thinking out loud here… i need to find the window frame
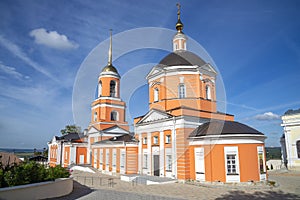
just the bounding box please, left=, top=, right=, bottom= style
left=178, top=84, right=186, bottom=99
left=110, top=111, right=118, bottom=121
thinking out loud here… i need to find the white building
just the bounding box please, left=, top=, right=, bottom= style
left=281, top=109, right=300, bottom=169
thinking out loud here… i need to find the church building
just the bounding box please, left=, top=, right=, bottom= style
left=48, top=5, right=267, bottom=183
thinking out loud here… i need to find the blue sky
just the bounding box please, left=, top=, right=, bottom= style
left=0, top=0, right=300, bottom=148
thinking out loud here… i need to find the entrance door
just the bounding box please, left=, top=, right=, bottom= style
left=79, top=155, right=85, bottom=164
left=153, top=155, right=160, bottom=176
left=195, top=147, right=205, bottom=181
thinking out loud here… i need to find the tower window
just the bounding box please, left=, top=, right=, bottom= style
left=94, top=112, right=98, bottom=121
left=206, top=85, right=211, bottom=100
left=110, top=111, right=118, bottom=121
left=110, top=80, right=116, bottom=97
left=178, top=84, right=185, bottom=98
left=98, top=81, right=102, bottom=97
left=154, top=88, right=159, bottom=102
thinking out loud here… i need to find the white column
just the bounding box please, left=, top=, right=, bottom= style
left=138, top=133, right=142, bottom=173
left=172, top=118, right=177, bottom=178
left=147, top=132, right=152, bottom=173
left=160, top=131, right=164, bottom=177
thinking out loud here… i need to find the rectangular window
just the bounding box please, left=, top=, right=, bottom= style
left=166, top=155, right=172, bottom=171
left=143, top=137, right=147, bottom=144
left=106, top=150, right=109, bottom=168
left=179, top=84, right=185, bottom=98
left=226, top=154, right=237, bottom=175
left=153, top=136, right=158, bottom=144
left=143, top=154, right=148, bottom=169
left=112, top=150, right=116, bottom=167
left=165, top=135, right=171, bottom=144
left=120, top=152, right=125, bottom=168
left=100, top=149, right=103, bottom=164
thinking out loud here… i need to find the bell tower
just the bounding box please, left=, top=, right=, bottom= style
left=173, top=3, right=187, bottom=51
left=89, top=30, right=129, bottom=131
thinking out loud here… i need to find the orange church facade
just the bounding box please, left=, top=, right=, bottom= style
left=48, top=6, right=267, bottom=183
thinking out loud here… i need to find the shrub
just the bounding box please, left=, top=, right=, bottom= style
left=0, top=160, right=69, bottom=188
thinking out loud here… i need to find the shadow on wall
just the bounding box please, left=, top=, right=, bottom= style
left=44, top=181, right=93, bottom=200
left=215, top=190, right=299, bottom=200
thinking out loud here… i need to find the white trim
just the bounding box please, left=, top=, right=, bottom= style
left=99, top=72, right=120, bottom=78
left=93, top=96, right=121, bottom=101
left=92, top=103, right=125, bottom=110
left=189, top=137, right=265, bottom=145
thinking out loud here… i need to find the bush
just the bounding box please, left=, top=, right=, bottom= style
left=0, top=160, right=69, bottom=188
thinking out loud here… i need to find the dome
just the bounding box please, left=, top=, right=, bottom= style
left=101, top=64, right=119, bottom=74
left=159, top=50, right=206, bottom=67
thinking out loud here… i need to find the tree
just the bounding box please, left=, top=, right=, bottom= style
left=60, top=124, right=81, bottom=135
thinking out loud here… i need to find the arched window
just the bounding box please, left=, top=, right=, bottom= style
left=110, top=80, right=116, bottom=97
left=94, top=112, right=98, bottom=121
left=178, top=84, right=185, bottom=99
left=110, top=111, right=118, bottom=121
left=98, top=81, right=102, bottom=97
left=297, top=140, right=300, bottom=158
left=206, top=85, right=211, bottom=100
left=154, top=88, right=159, bottom=102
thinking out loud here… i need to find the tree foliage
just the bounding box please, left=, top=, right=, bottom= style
left=60, top=124, right=81, bottom=135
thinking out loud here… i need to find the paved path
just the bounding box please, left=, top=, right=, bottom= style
left=52, top=169, right=300, bottom=200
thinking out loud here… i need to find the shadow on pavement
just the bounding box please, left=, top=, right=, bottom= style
left=215, top=190, right=300, bottom=200
left=44, top=180, right=93, bottom=200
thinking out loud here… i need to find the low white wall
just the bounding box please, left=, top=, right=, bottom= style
left=0, top=178, right=73, bottom=200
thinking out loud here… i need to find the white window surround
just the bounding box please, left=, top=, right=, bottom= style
left=166, top=155, right=172, bottom=171
left=153, top=136, right=158, bottom=145
left=143, top=137, right=147, bottom=144
left=165, top=135, right=171, bottom=144
left=143, top=154, right=148, bottom=169
left=206, top=85, right=212, bottom=100
left=94, top=112, right=98, bottom=121
left=110, top=111, right=118, bottom=121
left=224, top=146, right=240, bottom=182
left=178, top=84, right=186, bottom=99
left=98, top=81, right=102, bottom=97
left=154, top=88, right=159, bottom=102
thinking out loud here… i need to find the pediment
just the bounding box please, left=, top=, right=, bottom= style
left=137, top=109, right=172, bottom=124
left=146, top=65, right=164, bottom=79
left=199, top=63, right=217, bottom=74
left=87, top=126, right=99, bottom=134
left=102, top=126, right=129, bottom=134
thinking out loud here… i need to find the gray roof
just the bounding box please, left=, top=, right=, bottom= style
left=284, top=108, right=300, bottom=115
left=159, top=50, right=206, bottom=67
left=94, top=134, right=137, bottom=144
left=189, top=120, right=263, bottom=137
left=56, top=132, right=82, bottom=142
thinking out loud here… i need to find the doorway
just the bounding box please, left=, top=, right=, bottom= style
left=153, top=155, right=160, bottom=176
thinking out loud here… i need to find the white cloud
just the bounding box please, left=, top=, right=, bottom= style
left=29, top=28, right=79, bottom=50
left=0, top=62, right=30, bottom=80
left=254, top=112, right=280, bottom=121
left=0, top=35, right=58, bottom=82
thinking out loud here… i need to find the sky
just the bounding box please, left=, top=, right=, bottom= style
left=0, top=0, right=300, bottom=149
